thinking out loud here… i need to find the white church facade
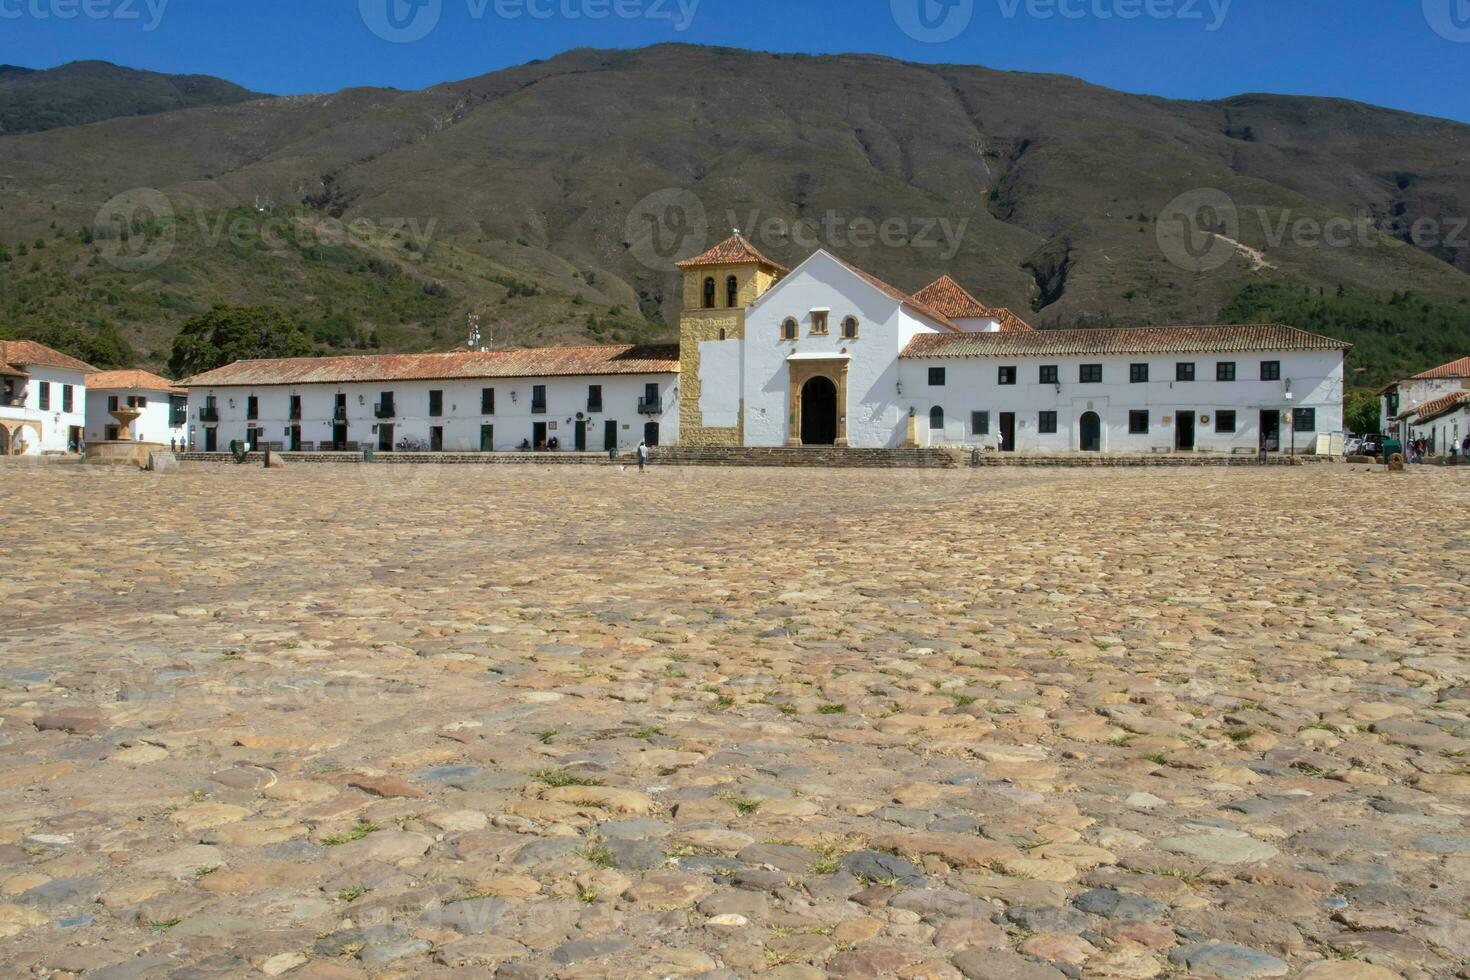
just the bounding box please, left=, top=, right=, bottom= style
left=677, top=236, right=1349, bottom=454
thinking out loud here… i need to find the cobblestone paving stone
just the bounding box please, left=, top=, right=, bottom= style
left=0, top=461, right=1467, bottom=979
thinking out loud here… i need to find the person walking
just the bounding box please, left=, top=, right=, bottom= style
left=637, top=440, right=649, bottom=474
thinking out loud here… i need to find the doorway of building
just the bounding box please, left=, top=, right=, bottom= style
left=430, top=426, right=444, bottom=452
left=204, top=428, right=218, bottom=452
left=1176, top=411, right=1196, bottom=451
left=999, top=412, right=1016, bottom=452
left=533, top=422, right=547, bottom=449
left=378, top=424, right=394, bottom=452
left=603, top=420, right=618, bottom=452
left=800, top=376, right=838, bottom=445
left=0, top=427, right=9, bottom=456
left=68, top=426, right=82, bottom=452
left=1259, top=410, right=1280, bottom=452
left=290, top=427, right=302, bottom=451
left=105, top=425, right=120, bottom=442
left=480, top=424, right=494, bottom=452
left=574, top=420, right=587, bottom=452
left=644, top=421, right=661, bottom=447
left=1080, top=411, right=1102, bottom=452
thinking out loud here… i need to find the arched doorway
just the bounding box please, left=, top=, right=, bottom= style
left=0, top=426, right=9, bottom=456
left=801, top=376, right=838, bottom=445
left=1080, top=412, right=1102, bottom=452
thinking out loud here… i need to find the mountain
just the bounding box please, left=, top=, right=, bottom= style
left=0, top=60, right=263, bottom=134
left=0, top=45, right=1466, bottom=385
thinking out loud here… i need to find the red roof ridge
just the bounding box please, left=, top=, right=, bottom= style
left=1412, top=356, right=1470, bottom=380
left=180, top=343, right=681, bottom=387
left=898, top=323, right=1352, bottom=358
left=675, top=234, right=790, bottom=274
left=1408, top=390, right=1470, bottom=423
left=87, top=369, right=186, bottom=394
left=0, top=339, right=97, bottom=374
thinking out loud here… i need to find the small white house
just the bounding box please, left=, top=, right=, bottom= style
left=1406, top=390, right=1470, bottom=457
left=1381, top=356, right=1469, bottom=448
left=85, top=370, right=189, bottom=448
left=0, top=340, right=94, bottom=456
left=181, top=345, right=679, bottom=454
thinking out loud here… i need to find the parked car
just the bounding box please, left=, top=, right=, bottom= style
left=1354, top=434, right=1400, bottom=458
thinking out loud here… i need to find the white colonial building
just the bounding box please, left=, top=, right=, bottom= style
left=0, top=340, right=93, bottom=456
left=172, top=235, right=1350, bottom=458
left=1381, top=356, right=1469, bottom=454
left=85, top=370, right=189, bottom=448
left=180, top=346, right=679, bottom=454
left=677, top=236, right=1348, bottom=453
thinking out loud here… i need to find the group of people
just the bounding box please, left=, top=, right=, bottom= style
left=1405, top=435, right=1469, bottom=463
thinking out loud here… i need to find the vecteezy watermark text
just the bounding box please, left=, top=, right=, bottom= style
left=623, top=188, right=969, bottom=272
left=996, top=0, right=1232, bottom=30
left=1157, top=187, right=1470, bottom=272
left=0, top=0, right=168, bottom=30
left=93, top=189, right=439, bottom=273
left=360, top=0, right=698, bottom=43
left=892, top=0, right=1231, bottom=42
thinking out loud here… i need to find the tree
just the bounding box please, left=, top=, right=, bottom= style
left=1345, top=389, right=1381, bottom=436
left=168, top=305, right=312, bottom=379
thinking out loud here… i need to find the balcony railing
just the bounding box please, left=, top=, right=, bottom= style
left=199, top=406, right=219, bottom=423
left=1, top=393, right=24, bottom=409
left=289, top=405, right=303, bottom=421
left=374, top=402, right=395, bottom=419
left=587, top=399, right=603, bottom=414
left=638, top=397, right=663, bottom=415
left=332, top=406, right=349, bottom=421
left=531, top=400, right=547, bottom=415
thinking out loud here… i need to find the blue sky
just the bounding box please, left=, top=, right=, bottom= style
left=2, top=0, right=1467, bottom=123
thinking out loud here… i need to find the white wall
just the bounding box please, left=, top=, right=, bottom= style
left=740, top=251, right=945, bottom=448
left=698, top=339, right=742, bottom=428
left=1383, top=377, right=1466, bottom=440
left=899, top=351, right=1345, bottom=453
left=1408, top=406, right=1469, bottom=456
left=0, top=367, right=87, bottom=454
left=85, top=388, right=187, bottom=447
left=186, top=374, right=678, bottom=453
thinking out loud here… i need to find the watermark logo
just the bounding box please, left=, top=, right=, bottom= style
left=995, top=0, right=1232, bottom=30
left=94, top=188, right=176, bottom=273
left=625, top=189, right=708, bottom=272
left=0, top=0, right=170, bottom=31
left=360, top=0, right=698, bottom=43
left=1423, top=0, right=1470, bottom=42
left=1156, top=188, right=1239, bottom=272
left=360, top=0, right=442, bottom=42
left=892, top=0, right=974, bottom=42
left=1157, top=187, right=1470, bottom=272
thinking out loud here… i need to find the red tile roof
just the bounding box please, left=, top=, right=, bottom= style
left=87, top=370, right=187, bottom=395
left=0, top=360, right=25, bottom=377
left=824, top=255, right=957, bottom=331
left=0, top=340, right=97, bottom=374
left=1413, top=356, right=1470, bottom=380
left=900, top=324, right=1352, bottom=358
left=1409, top=390, right=1470, bottom=424
left=675, top=234, right=790, bottom=274
left=912, top=275, right=991, bottom=318
left=910, top=276, right=1033, bottom=332
left=181, top=344, right=680, bottom=387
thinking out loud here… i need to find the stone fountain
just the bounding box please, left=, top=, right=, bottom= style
left=85, top=404, right=166, bottom=467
